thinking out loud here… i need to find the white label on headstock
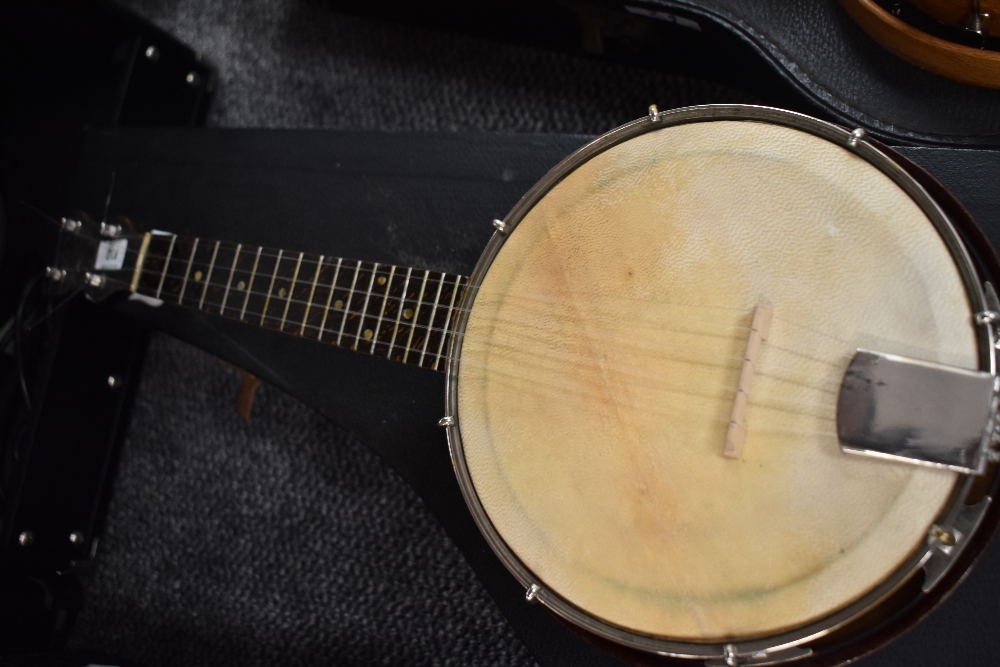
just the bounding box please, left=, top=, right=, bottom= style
left=95, top=239, right=128, bottom=270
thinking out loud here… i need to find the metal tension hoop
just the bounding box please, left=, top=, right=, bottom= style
left=837, top=349, right=1000, bottom=475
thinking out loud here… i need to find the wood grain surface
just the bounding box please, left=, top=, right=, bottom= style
left=841, top=0, right=1000, bottom=88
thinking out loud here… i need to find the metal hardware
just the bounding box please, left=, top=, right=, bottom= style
left=929, top=524, right=956, bottom=549
left=17, top=531, right=33, bottom=547
left=99, top=221, right=121, bottom=238
left=60, top=217, right=82, bottom=233
left=44, top=267, right=66, bottom=282
left=837, top=350, right=997, bottom=475
left=648, top=104, right=660, bottom=120
left=525, top=584, right=541, bottom=602
left=923, top=497, right=991, bottom=590
left=705, top=646, right=813, bottom=666
left=438, top=416, right=454, bottom=427
left=185, top=72, right=201, bottom=86
left=491, top=219, right=507, bottom=234
left=85, top=272, right=106, bottom=288
left=144, top=45, right=160, bottom=61
left=107, top=375, right=121, bottom=388
left=848, top=127, right=866, bottom=147
left=965, top=0, right=992, bottom=41
left=69, top=531, right=84, bottom=544
left=976, top=310, right=1000, bottom=325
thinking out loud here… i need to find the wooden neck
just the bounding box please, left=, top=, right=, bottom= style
left=131, top=232, right=468, bottom=372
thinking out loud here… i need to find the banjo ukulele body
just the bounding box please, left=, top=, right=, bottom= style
left=53, top=105, right=1000, bottom=665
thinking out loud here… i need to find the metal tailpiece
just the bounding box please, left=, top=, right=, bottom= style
left=837, top=349, right=999, bottom=474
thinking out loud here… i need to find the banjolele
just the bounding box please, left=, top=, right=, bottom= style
left=50, top=105, right=1000, bottom=665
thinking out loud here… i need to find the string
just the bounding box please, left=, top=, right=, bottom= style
left=114, top=240, right=871, bottom=372
left=116, top=260, right=854, bottom=383
left=118, top=242, right=869, bottom=376
left=108, top=267, right=852, bottom=395
left=103, top=274, right=849, bottom=409
left=106, top=255, right=859, bottom=388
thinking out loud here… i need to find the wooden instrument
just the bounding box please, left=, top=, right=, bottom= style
left=841, top=0, right=1000, bottom=87
left=49, top=105, right=1000, bottom=664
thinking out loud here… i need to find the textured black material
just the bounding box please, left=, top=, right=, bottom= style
left=651, top=0, right=1000, bottom=146
left=70, top=333, right=536, bottom=667
left=58, top=1, right=1000, bottom=666
left=113, top=0, right=761, bottom=133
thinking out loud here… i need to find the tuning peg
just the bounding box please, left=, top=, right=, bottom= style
left=99, top=222, right=122, bottom=238
left=44, top=267, right=66, bottom=282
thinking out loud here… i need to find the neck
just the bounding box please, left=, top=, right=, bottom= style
left=130, top=232, right=468, bottom=372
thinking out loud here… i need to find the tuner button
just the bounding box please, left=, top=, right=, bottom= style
left=44, top=267, right=66, bottom=282
left=85, top=273, right=106, bottom=288
left=99, top=222, right=122, bottom=238
left=60, top=218, right=82, bottom=233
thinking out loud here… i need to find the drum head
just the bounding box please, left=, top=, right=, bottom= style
left=447, top=107, right=985, bottom=651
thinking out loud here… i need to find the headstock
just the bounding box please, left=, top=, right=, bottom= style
left=46, top=214, right=144, bottom=302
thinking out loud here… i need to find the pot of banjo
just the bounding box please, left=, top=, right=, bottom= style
left=443, top=106, right=1000, bottom=664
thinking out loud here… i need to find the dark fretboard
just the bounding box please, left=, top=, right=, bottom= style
left=131, top=233, right=469, bottom=371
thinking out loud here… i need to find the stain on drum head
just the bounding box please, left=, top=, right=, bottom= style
left=453, top=115, right=979, bottom=644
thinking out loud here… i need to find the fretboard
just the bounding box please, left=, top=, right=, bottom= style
left=131, top=233, right=469, bottom=372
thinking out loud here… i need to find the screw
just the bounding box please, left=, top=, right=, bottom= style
left=438, top=416, right=454, bottom=427
left=144, top=45, right=160, bottom=61
left=492, top=219, right=507, bottom=234
left=185, top=72, right=201, bottom=86
left=108, top=375, right=122, bottom=388
left=69, top=531, right=84, bottom=544
left=525, top=584, right=541, bottom=602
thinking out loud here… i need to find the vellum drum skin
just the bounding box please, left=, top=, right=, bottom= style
left=454, top=118, right=978, bottom=643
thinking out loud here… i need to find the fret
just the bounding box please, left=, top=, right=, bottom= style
left=198, top=241, right=237, bottom=313
left=259, top=248, right=284, bottom=326
left=130, top=233, right=152, bottom=293
left=121, top=229, right=473, bottom=373
left=155, top=234, right=177, bottom=299
left=279, top=252, right=305, bottom=332
left=317, top=258, right=343, bottom=342
left=386, top=267, right=412, bottom=360
left=353, top=262, right=380, bottom=353
left=134, top=233, right=173, bottom=296
left=152, top=236, right=196, bottom=305
left=300, top=254, right=325, bottom=335
left=370, top=265, right=397, bottom=356
left=402, top=270, right=431, bottom=364
left=418, top=273, right=446, bottom=367
left=177, top=238, right=200, bottom=305
left=219, top=243, right=242, bottom=314
left=433, top=275, right=464, bottom=370
left=197, top=241, right=221, bottom=310
left=222, top=244, right=257, bottom=318
left=335, top=260, right=364, bottom=347
left=240, top=246, right=263, bottom=320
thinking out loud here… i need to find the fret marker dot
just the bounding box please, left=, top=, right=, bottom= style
left=193, top=270, right=203, bottom=281
left=237, top=280, right=246, bottom=290
left=363, top=329, right=373, bottom=340
left=279, top=287, right=287, bottom=298
left=403, top=308, right=414, bottom=320
left=334, top=299, right=344, bottom=309
left=377, top=276, right=386, bottom=286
